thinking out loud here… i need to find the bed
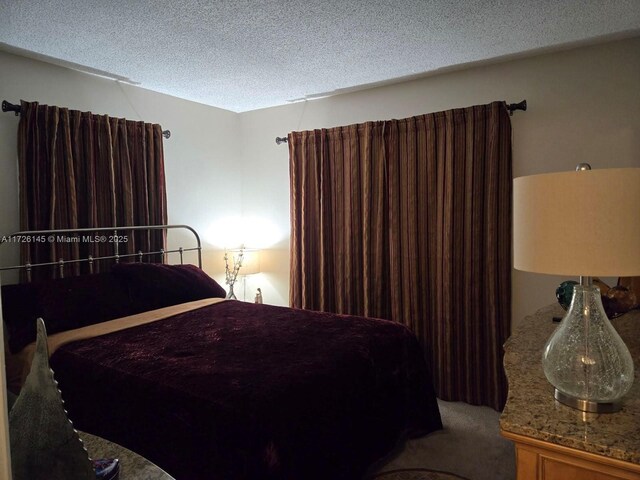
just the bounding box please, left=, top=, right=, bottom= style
left=1, top=225, right=442, bottom=480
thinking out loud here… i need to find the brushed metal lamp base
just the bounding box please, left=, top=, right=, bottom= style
left=554, top=389, right=622, bottom=413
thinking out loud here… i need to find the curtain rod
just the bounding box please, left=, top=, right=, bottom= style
left=275, top=99, right=528, bottom=145
left=2, top=100, right=171, bottom=139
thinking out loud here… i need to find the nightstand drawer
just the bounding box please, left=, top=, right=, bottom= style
left=542, top=457, right=629, bottom=480
left=505, top=432, right=640, bottom=480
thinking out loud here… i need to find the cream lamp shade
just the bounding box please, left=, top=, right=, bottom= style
left=514, top=168, right=640, bottom=277
left=229, top=248, right=261, bottom=275
left=240, top=249, right=260, bottom=275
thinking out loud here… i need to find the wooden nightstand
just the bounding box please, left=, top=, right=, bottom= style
left=500, top=305, right=640, bottom=480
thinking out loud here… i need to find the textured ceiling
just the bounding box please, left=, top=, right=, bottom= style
left=1, top=1, right=639, bottom=112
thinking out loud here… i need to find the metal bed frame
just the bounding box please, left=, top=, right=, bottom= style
left=0, top=224, right=201, bottom=478
left=0, top=225, right=202, bottom=282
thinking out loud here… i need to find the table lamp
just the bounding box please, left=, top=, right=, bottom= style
left=225, top=248, right=261, bottom=300
left=238, top=249, right=261, bottom=301
left=239, top=249, right=261, bottom=277
left=513, top=164, right=640, bottom=413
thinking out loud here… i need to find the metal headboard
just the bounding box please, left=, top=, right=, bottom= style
left=0, top=225, right=202, bottom=282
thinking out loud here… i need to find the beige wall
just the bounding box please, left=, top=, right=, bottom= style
left=238, top=37, right=640, bottom=323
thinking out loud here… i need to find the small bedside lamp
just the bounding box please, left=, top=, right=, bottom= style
left=238, top=249, right=260, bottom=301
left=226, top=248, right=261, bottom=301
left=514, top=165, right=640, bottom=413
left=239, top=249, right=261, bottom=277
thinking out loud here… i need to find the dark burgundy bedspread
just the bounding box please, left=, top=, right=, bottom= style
left=50, top=301, right=442, bottom=479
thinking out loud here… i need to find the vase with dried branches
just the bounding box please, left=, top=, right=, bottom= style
left=224, top=246, right=244, bottom=300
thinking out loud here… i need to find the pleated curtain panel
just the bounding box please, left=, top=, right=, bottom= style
left=289, top=101, right=512, bottom=410
left=17, top=100, right=168, bottom=279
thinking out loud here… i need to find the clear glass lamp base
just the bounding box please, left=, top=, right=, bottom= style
left=543, top=283, right=634, bottom=414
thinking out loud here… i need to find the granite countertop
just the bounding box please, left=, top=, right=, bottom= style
left=79, top=431, right=175, bottom=480
left=500, top=304, right=640, bottom=464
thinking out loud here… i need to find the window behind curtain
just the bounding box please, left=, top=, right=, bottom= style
left=17, top=101, right=168, bottom=280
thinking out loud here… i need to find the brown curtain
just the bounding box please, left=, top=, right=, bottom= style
left=289, top=101, right=512, bottom=410
left=17, top=101, right=168, bottom=279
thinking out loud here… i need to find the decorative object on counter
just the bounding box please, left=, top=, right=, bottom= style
left=514, top=164, right=640, bottom=413
left=93, top=458, right=120, bottom=480
left=605, top=285, right=637, bottom=317
left=9, top=318, right=119, bottom=479
left=618, top=276, right=640, bottom=308
left=255, top=288, right=263, bottom=304
left=555, top=280, right=578, bottom=310
left=224, top=245, right=244, bottom=299
left=81, top=431, right=173, bottom=480
left=556, top=278, right=636, bottom=319
left=591, top=277, right=637, bottom=318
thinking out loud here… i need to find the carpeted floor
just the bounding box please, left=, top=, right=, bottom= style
left=369, top=400, right=515, bottom=480
left=370, top=468, right=470, bottom=480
